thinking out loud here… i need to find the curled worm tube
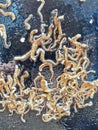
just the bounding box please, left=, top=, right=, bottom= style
left=24, top=14, right=33, bottom=30
left=0, top=0, right=11, bottom=8
left=0, top=24, right=11, bottom=48
left=37, top=0, right=45, bottom=23
left=0, top=9, right=15, bottom=21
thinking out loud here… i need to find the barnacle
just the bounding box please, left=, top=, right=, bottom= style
left=24, top=14, right=33, bottom=30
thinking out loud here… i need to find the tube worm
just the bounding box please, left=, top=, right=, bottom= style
left=0, top=24, right=11, bottom=48
left=37, top=0, right=45, bottom=23
left=0, top=9, right=15, bottom=21
left=0, top=0, right=11, bottom=8
left=24, top=14, right=33, bottom=30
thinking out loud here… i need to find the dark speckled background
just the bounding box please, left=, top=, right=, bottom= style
left=0, top=0, right=98, bottom=130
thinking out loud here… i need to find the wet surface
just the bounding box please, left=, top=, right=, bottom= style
left=0, top=0, right=98, bottom=130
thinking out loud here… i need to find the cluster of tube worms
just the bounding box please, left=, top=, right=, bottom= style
left=0, top=0, right=98, bottom=123
left=0, top=65, right=29, bottom=122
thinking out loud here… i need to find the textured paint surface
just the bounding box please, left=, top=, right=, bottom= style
left=0, top=0, right=98, bottom=130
